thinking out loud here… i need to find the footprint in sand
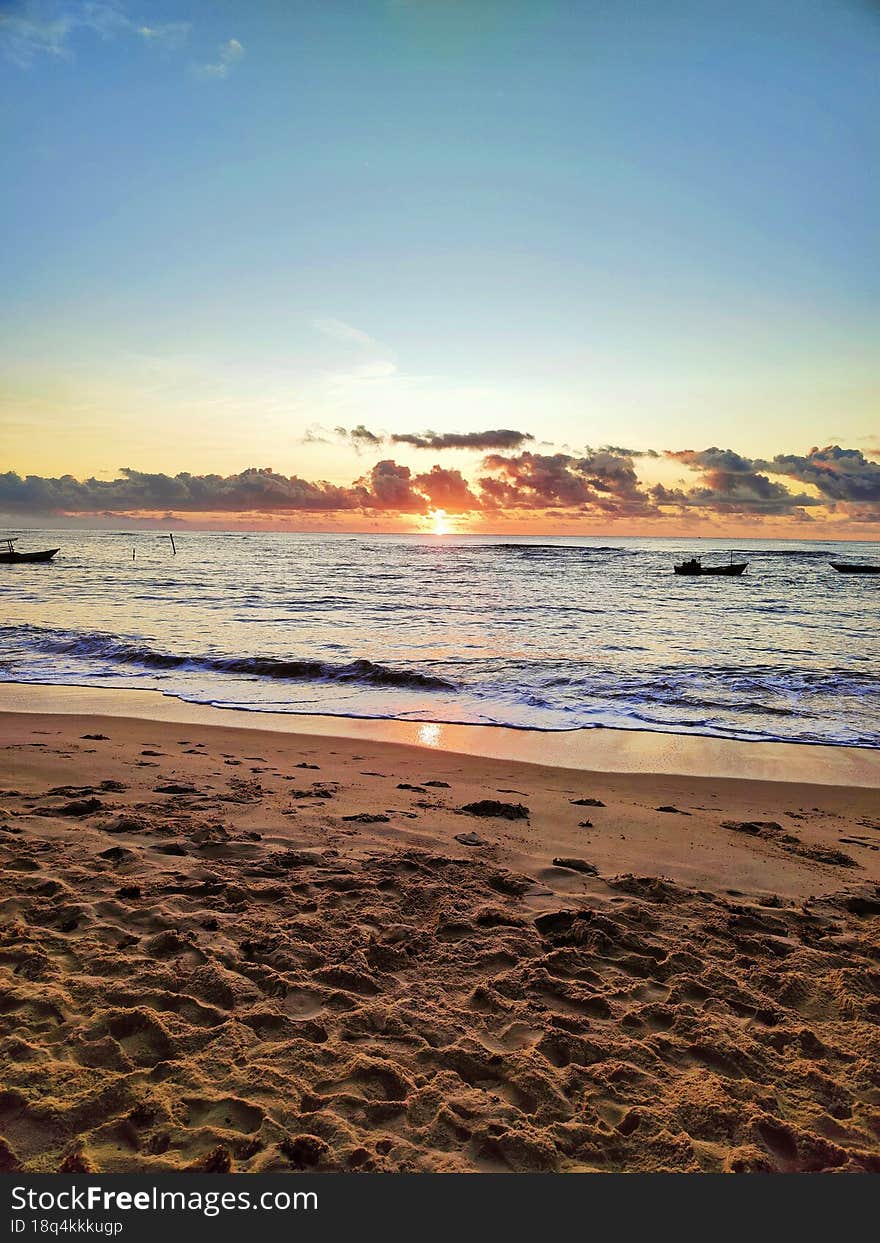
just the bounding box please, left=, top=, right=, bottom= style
left=181, top=1097, right=264, bottom=1134
left=283, top=988, right=325, bottom=1020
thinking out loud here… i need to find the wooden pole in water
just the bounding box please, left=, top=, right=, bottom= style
left=169, top=533, right=176, bottom=555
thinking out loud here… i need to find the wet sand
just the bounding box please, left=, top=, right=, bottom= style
left=1, top=703, right=878, bottom=1173
left=2, top=681, right=879, bottom=786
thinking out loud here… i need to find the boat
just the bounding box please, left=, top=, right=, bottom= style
left=0, top=538, right=60, bottom=564
left=673, top=556, right=748, bottom=576
left=830, top=562, right=880, bottom=575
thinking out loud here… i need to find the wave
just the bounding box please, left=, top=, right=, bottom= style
left=477, top=543, right=630, bottom=555
left=0, top=625, right=456, bottom=692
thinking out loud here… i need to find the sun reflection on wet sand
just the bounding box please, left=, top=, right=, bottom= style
left=417, top=722, right=443, bottom=748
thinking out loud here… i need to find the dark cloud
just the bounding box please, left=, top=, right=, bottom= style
left=756, top=445, right=880, bottom=503
left=0, top=463, right=434, bottom=517
left=317, top=425, right=533, bottom=455
left=355, top=460, right=427, bottom=513
left=0, top=467, right=362, bottom=515
left=650, top=481, right=816, bottom=518
left=573, top=450, right=654, bottom=511
left=391, top=429, right=534, bottom=451
left=478, top=449, right=658, bottom=515
left=335, top=424, right=384, bottom=447
left=667, top=447, right=757, bottom=475
left=479, top=452, right=592, bottom=509
left=662, top=447, right=821, bottom=515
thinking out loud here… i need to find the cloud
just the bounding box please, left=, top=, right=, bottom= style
left=0, top=461, right=432, bottom=517
left=0, top=467, right=359, bottom=514
left=412, top=465, right=479, bottom=512
left=755, top=445, right=880, bottom=504
left=667, top=447, right=755, bottom=475
left=477, top=453, right=587, bottom=509
left=477, top=449, right=658, bottom=515
left=196, top=36, right=244, bottom=79
left=299, top=424, right=333, bottom=445
left=355, top=459, right=427, bottom=513
left=662, top=447, right=821, bottom=515
left=301, top=423, right=384, bottom=449
left=391, top=428, right=534, bottom=451
left=1, top=2, right=190, bottom=66
left=327, top=426, right=536, bottom=453
left=335, top=424, right=384, bottom=449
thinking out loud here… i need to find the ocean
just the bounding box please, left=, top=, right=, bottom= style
left=0, top=529, right=877, bottom=748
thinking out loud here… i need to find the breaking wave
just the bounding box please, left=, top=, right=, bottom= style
left=0, top=625, right=456, bottom=692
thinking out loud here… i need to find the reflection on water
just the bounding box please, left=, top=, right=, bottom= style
left=417, top=723, right=443, bottom=748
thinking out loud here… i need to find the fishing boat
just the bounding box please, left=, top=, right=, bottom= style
left=673, top=556, right=747, bottom=576
left=830, top=562, right=880, bottom=575
left=0, top=538, right=60, bottom=564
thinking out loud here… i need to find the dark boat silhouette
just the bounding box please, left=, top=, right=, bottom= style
left=830, top=562, right=880, bottom=575
left=673, top=556, right=747, bottom=577
left=0, top=538, right=59, bottom=564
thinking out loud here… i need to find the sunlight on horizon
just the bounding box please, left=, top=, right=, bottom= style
left=430, top=509, right=452, bottom=536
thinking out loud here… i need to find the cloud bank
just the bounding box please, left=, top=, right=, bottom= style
left=2, top=446, right=877, bottom=528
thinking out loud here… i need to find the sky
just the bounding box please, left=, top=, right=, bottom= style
left=1, top=0, right=878, bottom=535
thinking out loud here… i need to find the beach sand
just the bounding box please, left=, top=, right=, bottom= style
left=1, top=703, right=878, bottom=1173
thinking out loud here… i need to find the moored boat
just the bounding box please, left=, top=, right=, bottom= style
left=830, top=562, right=880, bottom=574
left=0, top=538, right=60, bottom=564
left=673, top=556, right=748, bottom=576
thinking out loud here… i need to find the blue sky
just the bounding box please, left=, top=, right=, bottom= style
left=1, top=0, right=878, bottom=501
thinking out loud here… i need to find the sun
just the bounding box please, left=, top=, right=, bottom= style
left=430, top=508, right=450, bottom=536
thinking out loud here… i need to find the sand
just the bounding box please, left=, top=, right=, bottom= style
left=1, top=705, right=878, bottom=1173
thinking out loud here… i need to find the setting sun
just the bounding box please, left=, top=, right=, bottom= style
left=430, top=508, right=451, bottom=536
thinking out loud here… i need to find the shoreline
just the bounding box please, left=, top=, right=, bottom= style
left=1, top=680, right=878, bottom=787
